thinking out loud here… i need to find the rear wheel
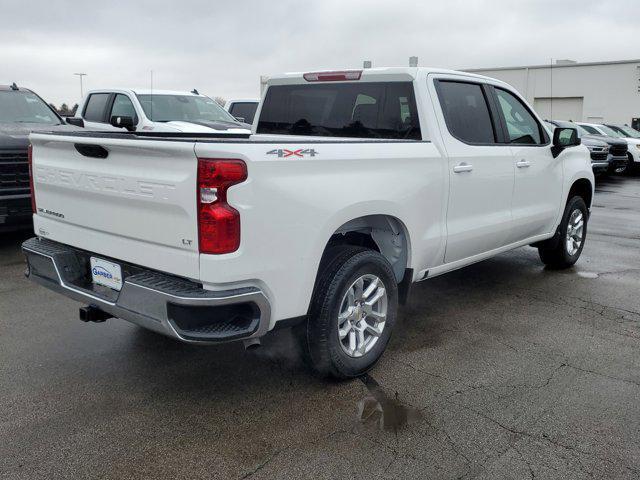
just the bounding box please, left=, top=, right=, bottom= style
left=300, top=246, right=398, bottom=379
left=538, top=196, right=588, bottom=269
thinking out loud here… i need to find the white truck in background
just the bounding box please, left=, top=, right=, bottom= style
left=67, top=89, right=251, bottom=134
left=24, top=67, right=593, bottom=379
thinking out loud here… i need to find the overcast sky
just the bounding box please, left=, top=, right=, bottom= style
left=2, top=0, right=639, bottom=105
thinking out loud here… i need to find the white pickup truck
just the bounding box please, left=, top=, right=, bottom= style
left=24, top=67, right=593, bottom=378
left=67, top=89, right=251, bottom=134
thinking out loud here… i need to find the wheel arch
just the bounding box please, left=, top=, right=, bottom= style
left=567, top=177, right=594, bottom=209
left=321, top=214, right=412, bottom=285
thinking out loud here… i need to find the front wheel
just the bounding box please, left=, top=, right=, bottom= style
left=538, top=196, right=588, bottom=269
left=300, top=246, right=398, bottom=379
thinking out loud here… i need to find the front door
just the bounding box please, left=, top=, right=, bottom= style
left=492, top=87, right=563, bottom=242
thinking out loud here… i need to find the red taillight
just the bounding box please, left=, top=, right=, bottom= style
left=197, top=158, right=247, bottom=254
left=28, top=144, right=36, bottom=213
left=303, top=70, right=362, bottom=82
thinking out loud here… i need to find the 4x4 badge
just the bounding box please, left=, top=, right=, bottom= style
left=266, top=148, right=318, bottom=158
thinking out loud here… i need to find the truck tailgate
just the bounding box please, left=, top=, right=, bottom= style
left=30, top=133, right=200, bottom=279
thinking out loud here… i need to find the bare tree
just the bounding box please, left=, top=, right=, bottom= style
left=214, top=96, right=226, bottom=107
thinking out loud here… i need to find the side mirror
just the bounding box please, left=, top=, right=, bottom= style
left=234, top=116, right=245, bottom=123
left=65, top=117, right=84, bottom=128
left=110, top=115, right=136, bottom=132
left=551, top=127, right=580, bottom=158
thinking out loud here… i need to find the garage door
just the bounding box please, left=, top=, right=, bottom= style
left=533, top=97, right=584, bottom=122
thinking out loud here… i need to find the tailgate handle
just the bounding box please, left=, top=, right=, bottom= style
left=75, top=144, right=109, bottom=159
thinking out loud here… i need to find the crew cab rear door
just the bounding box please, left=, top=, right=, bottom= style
left=429, top=75, right=515, bottom=263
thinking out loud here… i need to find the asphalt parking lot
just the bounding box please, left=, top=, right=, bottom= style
left=1, top=175, right=639, bottom=480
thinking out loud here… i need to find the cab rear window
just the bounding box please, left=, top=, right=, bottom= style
left=257, top=82, right=421, bottom=140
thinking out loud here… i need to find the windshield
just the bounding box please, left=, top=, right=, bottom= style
left=554, top=121, right=589, bottom=137
left=136, top=94, right=237, bottom=123
left=597, top=125, right=624, bottom=138
left=612, top=125, right=640, bottom=138
left=0, top=90, right=61, bottom=124
left=578, top=124, right=601, bottom=135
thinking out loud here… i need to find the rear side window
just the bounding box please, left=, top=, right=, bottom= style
left=83, top=93, right=110, bottom=122
left=257, top=82, right=421, bottom=140
left=436, top=81, right=495, bottom=144
left=229, top=102, right=258, bottom=124
left=495, top=88, right=543, bottom=144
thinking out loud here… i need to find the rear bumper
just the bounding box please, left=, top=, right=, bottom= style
left=22, top=237, right=271, bottom=344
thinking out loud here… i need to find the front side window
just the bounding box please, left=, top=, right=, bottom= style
left=436, top=81, right=496, bottom=144
left=110, top=94, right=137, bottom=123
left=136, top=95, right=237, bottom=123
left=495, top=88, right=543, bottom=145
left=83, top=93, right=110, bottom=122
left=257, top=82, right=421, bottom=140
left=0, top=90, right=61, bottom=124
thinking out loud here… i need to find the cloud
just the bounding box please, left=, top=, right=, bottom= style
left=1, top=0, right=639, bottom=105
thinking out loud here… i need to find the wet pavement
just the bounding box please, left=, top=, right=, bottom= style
left=1, top=175, right=639, bottom=479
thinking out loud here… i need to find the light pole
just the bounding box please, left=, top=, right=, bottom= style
left=73, top=73, right=87, bottom=100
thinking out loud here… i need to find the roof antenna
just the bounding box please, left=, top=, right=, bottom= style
left=550, top=58, right=553, bottom=121
left=10, top=82, right=18, bottom=91
left=191, top=88, right=199, bottom=95
left=150, top=70, right=153, bottom=121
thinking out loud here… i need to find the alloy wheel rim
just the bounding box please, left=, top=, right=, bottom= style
left=566, top=209, right=584, bottom=256
left=337, top=274, right=388, bottom=358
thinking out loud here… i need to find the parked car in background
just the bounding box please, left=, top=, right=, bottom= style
left=545, top=121, right=610, bottom=174
left=68, top=89, right=251, bottom=134
left=225, top=98, right=259, bottom=124
left=577, top=122, right=636, bottom=174
left=25, top=67, right=593, bottom=378
left=548, top=121, right=628, bottom=175
left=603, top=123, right=640, bottom=174
left=0, top=83, right=79, bottom=231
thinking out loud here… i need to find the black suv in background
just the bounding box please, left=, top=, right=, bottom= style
left=0, top=84, right=78, bottom=231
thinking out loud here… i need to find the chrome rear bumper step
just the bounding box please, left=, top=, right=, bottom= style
left=22, top=237, right=271, bottom=344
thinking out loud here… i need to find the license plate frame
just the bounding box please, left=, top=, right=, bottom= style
left=90, top=257, right=123, bottom=291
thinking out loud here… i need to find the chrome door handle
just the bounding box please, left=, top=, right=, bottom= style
left=453, top=162, right=474, bottom=173
left=516, top=159, right=531, bottom=168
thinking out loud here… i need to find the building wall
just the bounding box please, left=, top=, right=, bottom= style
left=468, top=62, right=640, bottom=125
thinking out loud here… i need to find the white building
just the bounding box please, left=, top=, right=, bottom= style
left=467, top=59, right=640, bottom=128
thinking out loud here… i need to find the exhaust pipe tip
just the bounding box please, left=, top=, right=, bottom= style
left=243, top=337, right=261, bottom=351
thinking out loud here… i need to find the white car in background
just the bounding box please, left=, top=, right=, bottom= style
left=578, top=122, right=640, bottom=174
left=225, top=98, right=259, bottom=124
left=68, top=89, right=251, bottom=135
left=604, top=123, right=640, bottom=173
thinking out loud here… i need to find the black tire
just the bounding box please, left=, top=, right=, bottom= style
left=299, top=245, right=398, bottom=379
left=538, top=196, right=588, bottom=269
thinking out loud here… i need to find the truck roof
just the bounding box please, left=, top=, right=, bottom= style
left=264, top=67, right=500, bottom=86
